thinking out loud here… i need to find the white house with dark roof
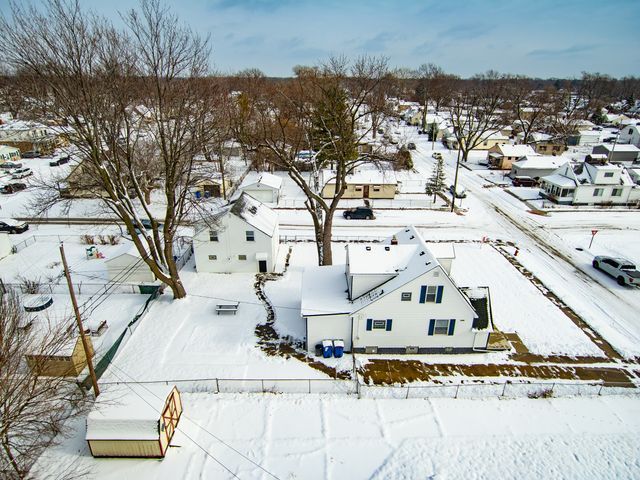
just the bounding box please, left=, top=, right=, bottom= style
left=301, top=227, right=492, bottom=354
left=193, top=192, right=279, bottom=273
left=239, top=172, right=282, bottom=204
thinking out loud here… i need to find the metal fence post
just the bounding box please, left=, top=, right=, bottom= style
left=598, top=384, right=603, bottom=396
left=261, top=379, right=265, bottom=393
left=308, top=379, right=311, bottom=394
left=215, top=378, right=219, bottom=394
left=455, top=384, right=460, bottom=399
left=502, top=382, right=507, bottom=397
left=405, top=386, right=410, bottom=399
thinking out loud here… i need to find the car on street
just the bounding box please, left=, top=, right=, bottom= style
left=0, top=218, right=29, bottom=234
left=407, top=142, right=416, bottom=150
left=592, top=256, right=640, bottom=286
left=343, top=206, right=375, bottom=220
left=11, top=167, right=32, bottom=179
left=432, top=152, right=443, bottom=159
left=0, top=162, right=22, bottom=169
left=21, top=151, right=41, bottom=158
left=0, top=182, right=27, bottom=194
left=449, top=184, right=467, bottom=198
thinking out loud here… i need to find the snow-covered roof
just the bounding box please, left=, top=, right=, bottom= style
left=323, top=168, right=398, bottom=186
left=347, top=244, right=417, bottom=275
left=86, top=384, right=177, bottom=441
left=512, top=156, right=566, bottom=169
left=0, top=145, right=20, bottom=153
left=541, top=173, right=577, bottom=188
left=424, top=242, right=456, bottom=260
left=578, top=130, right=600, bottom=136
left=230, top=192, right=278, bottom=237
left=596, top=144, right=640, bottom=153
left=495, top=144, right=538, bottom=157
left=301, top=265, right=352, bottom=316
left=244, top=172, right=282, bottom=190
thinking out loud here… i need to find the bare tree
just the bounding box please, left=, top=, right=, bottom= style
left=0, top=0, right=221, bottom=298
left=238, top=56, right=395, bottom=265
left=504, top=76, right=557, bottom=144
left=0, top=289, right=87, bottom=479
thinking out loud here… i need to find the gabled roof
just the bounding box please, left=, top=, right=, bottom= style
left=512, top=156, right=566, bottom=169
left=495, top=144, right=538, bottom=157
left=229, top=192, right=278, bottom=237
left=245, top=172, right=282, bottom=190
left=596, top=143, right=640, bottom=153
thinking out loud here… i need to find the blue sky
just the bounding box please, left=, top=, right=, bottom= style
left=2, top=0, right=639, bottom=77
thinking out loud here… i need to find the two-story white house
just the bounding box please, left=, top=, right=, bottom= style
left=301, top=227, right=492, bottom=354
left=193, top=192, right=279, bottom=273
left=540, top=161, right=640, bottom=205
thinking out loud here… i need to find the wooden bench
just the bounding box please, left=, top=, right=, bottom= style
left=215, top=302, right=239, bottom=315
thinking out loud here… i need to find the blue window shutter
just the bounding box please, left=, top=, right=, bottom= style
left=419, top=286, right=427, bottom=303
left=436, top=286, right=444, bottom=303
left=428, top=319, right=435, bottom=335
left=386, top=319, right=393, bottom=331
left=366, top=318, right=372, bottom=331
left=448, top=319, right=456, bottom=336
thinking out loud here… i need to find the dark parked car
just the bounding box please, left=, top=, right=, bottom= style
left=343, top=206, right=375, bottom=220
left=0, top=161, right=22, bottom=169
left=21, top=151, right=42, bottom=158
left=407, top=142, right=416, bottom=150
left=593, top=256, right=640, bottom=286
left=0, top=218, right=29, bottom=234
left=49, top=156, right=70, bottom=167
left=512, top=176, right=538, bottom=187
left=1, top=183, right=27, bottom=194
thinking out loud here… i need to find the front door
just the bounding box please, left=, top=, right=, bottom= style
left=362, top=185, right=370, bottom=198
left=258, top=260, right=267, bottom=273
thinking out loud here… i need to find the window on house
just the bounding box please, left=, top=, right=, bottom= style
left=401, top=292, right=412, bottom=301
left=630, top=128, right=633, bottom=134
left=238, top=254, right=247, bottom=260
left=246, top=230, right=255, bottom=242
left=593, top=188, right=603, bottom=197
left=419, top=285, right=443, bottom=303
left=366, top=318, right=393, bottom=331
left=604, top=172, right=614, bottom=178
left=208, top=255, right=217, bottom=260
left=428, top=318, right=455, bottom=336
left=612, top=188, right=623, bottom=197
left=355, top=186, right=363, bottom=191
left=209, top=230, right=218, bottom=242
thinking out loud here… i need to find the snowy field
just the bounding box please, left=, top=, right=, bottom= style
left=33, top=394, right=640, bottom=480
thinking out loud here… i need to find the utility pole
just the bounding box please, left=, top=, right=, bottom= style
left=451, top=146, right=462, bottom=212
left=60, top=242, right=100, bottom=396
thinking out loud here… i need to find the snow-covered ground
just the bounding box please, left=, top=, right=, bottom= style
left=32, top=393, right=640, bottom=479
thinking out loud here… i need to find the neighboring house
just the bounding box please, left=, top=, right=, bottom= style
left=193, top=192, right=279, bottom=274
left=628, top=167, right=640, bottom=185
left=0, top=120, right=60, bottom=155
left=510, top=155, right=565, bottom=179
left=240, top=172, right=282, bottom=204
left=617, top=123, right=640, bottom=148
left=591, top=144, right=640, bottom=164
left=301, top=227, right=493, bottom=354
left=486, top=144, right=538, bottom=170
left=445, top=130, right=509, bottom=151
left=105, top=243, right=156, bottom=283
left=321, top=169, right=397, bottom=199
left=517, top=132, right=568, bottom=155
left=540, top=162, right=640, bottom=205
left=568, top=130, right=600, bottom=146
left=86, top=384, right=182, bottom=458
left=604, top=113, right=631, bottom=126
left=0, top=144, right=21, bottom=161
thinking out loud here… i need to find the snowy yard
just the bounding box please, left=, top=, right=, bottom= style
left=33, top=393, right=640, bottom=479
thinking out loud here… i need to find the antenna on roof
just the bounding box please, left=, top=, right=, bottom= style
left=248, top=205, right=257, bottom=214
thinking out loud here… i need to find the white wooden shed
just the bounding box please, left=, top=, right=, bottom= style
left=86, top=384, right=182, bottom=458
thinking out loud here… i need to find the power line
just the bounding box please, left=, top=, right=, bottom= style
left=108, top=363, right=283, bottom=480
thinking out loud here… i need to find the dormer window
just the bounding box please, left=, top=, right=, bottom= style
left=604, top=172, right=614, bottom=178
left=246, top=231, right=255, bottom=241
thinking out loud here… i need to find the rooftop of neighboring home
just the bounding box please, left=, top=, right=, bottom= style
left=248, top=171, right=283, bottom=190
left=322, top=167, right=398, bottom=186
left=490, top=144, right=538, bottom=157
left=595, top=143, right=640, bottom=153
left=512, top=155, right=566, bottom=169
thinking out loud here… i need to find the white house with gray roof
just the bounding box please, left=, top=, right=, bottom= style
left=301, top=227, right=492, bottom=354
left=193, top=192, right=279, bottom=273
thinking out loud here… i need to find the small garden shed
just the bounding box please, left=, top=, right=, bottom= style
left=86, top=384, right=183, bottom=458
left=105, top=243, right=156, bottom=283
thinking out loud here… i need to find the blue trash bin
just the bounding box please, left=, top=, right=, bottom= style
left=194, top=190, right=202, bottom=199
left=333, top=339, right=344, bottom=358
left=322, top=340, right=333, bottom=358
